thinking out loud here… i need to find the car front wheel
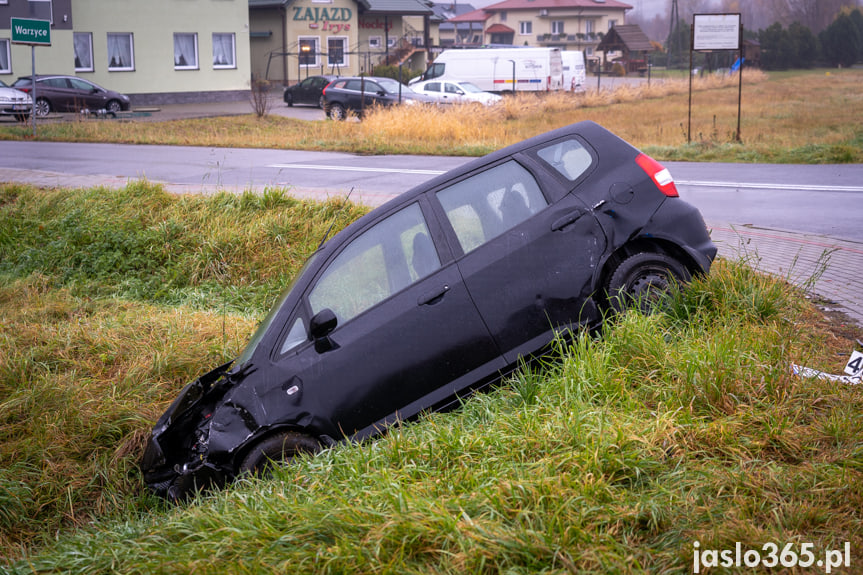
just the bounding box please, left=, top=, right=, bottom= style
left=35, top=97, right=51, bottom=117
left=238, top=431, right=320, bottom=476
left=606, top=252, right=689, bottom=314
left=285, top=92, right=293, bottom=107
left=106, top=100, right=122, bottom=113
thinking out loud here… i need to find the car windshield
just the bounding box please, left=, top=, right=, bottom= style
left=377, top=78, right=415, bottom=94
left=233, top=251, right=320, bottom=368
left=458, top=82, right=483, bottom=93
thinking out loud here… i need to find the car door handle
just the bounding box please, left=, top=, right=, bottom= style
left=418, top=284, right=449, bottom=306
left=551, top=209, right=587, bottom=231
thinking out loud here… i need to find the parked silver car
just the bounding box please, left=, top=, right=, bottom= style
left=0, top=79, right=32, bottom=122
left=411, top=79, right=502, bottom=106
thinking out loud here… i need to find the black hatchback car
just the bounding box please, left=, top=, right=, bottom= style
left=283, top=75, right=338, bottom=108
left=12, top=75, right=131, bottom=117
left=142, top=121, right=716, bottom=500
left=322, top=76, right=433, bottom=120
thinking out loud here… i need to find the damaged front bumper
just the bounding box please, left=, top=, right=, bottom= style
left=141, top=362, right=235, bottom=500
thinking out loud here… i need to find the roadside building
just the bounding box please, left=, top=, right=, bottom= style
left=250, top=0, right=433, bottom=86
left=1, top=0, right=433, bottom=106
left=446, top=0, right=630, bottom=61
left=0, top=0, right=250, bottom=105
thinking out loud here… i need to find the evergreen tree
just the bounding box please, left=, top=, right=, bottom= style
left=819, top=12, right=862, bottom=68
left=789, top=21, right=818, bottom=68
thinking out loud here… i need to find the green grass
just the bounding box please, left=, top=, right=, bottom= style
left=1, top=182, right=861, bottom=572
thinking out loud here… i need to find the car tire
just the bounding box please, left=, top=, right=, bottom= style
left=328, top=102, right=346, bottom=121
left=238, top=431, right=320, bottom=476
left=285, top=92, right=293, bottom=107
left=35, top=98, right=51, bottom=117
left=106, top=100, right=122, bottom=113
left=606, top=252, right=689, bottom=314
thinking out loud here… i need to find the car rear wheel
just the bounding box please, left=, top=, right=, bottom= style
left=35, top=98, right=51, bottom=117
left=606, top=252, right=689, bottom=314
left=106, top=99, right=122, bottom=113
left=328, top=102, right=346, bottom=121
left=285, top=92, right=294, bottom=107
left=238, top=431, right=320, bottom=476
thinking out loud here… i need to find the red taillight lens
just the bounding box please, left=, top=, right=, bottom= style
left=635, top=153, right=678, bottom=197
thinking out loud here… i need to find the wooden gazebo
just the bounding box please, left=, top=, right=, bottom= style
left=596, top=24, right=653, bottom=74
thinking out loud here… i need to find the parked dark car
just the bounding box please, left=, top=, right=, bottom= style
left=11, top=75, right=131, bottom=117
left=142, top=121, right=716, bottom=500
left=322, top=76, right=433, bottom=120
left=284, top=75, right=337, bottom=108
left=0, top=79, right=31, bottom=122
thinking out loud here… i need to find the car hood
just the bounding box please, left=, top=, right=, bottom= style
left=0, top=87, right=31, bottom=102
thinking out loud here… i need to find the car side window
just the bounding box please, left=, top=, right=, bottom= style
left=424, top=82, right=440, bottom=92
left=279, top=317, right=308, bottom=355
left=308, top=203, right=440, bottom=325
left=69, top=78, right=93, bottom=91
left=536, top=138, right=593, bottom=181
left=444, top=83, right=460, bottom=94
left=436, top=160, right=548, bottom=254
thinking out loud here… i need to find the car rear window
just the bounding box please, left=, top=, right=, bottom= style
left=436, top=160, right=547, bottom=254
left=536, top=138, right=593, bottom=182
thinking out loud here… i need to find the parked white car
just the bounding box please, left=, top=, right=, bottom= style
left=410, top=79, right=502, bottom=106
left=0, top=79, right=32, bottom=122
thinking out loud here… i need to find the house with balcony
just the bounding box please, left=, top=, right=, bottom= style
left=447, top=0, right=631, bottom=62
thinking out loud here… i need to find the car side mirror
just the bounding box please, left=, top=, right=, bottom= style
left=310, top=308, right=338, bottom=353
left=310, top=308, right=337, bottom=338
left=377, top=90, right=386, bottom=97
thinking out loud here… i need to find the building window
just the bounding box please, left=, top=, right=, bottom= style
left=368, top=35, right=381, bottom=49
left=519, top=21, right=532, bottom=35
left=552, top=21, right=564, bottom=35
left=74, top=33, right=94, bottom=72
left=608, top=19, right=617, bottom=31
left=174, top=33, right=198, bottom=69
left=298, top=37, right=320, bottom=67
left=0, top=39, right=10, bottom=74
left=327, top=37, right=348, bottom=68
left=213, top=33, right=236, bottom=69
left=500, top=11, right=506, bottom=22
left=107, top=33, right=134, bottom=71
left=28, top=0, right=52, bottom=23
left=585, top=20, right=594, bottom=34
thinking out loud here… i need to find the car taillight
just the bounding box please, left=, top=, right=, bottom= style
left=635, top=153, right=678, bottom=197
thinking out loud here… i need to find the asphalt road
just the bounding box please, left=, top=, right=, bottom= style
left=1, top=140, right=861, bottom=241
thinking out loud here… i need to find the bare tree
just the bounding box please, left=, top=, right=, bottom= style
left=767, top=0, right=846, bottom=32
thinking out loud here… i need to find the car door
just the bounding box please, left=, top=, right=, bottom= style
left=272, top=199, right=505, bottom=440
left=419, top=82, right=442, bottom=102
left=433, top=145, right=606, bottom=365
left=443, top=82, right=465, bottom=104
left=68, top=78, right=103, bottom=110
left=41, top=78, right=76, bottom=111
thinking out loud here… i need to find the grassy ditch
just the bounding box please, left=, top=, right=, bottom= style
left=1, top=69, right=862, bottom=163
left=1, top=181, right=861, bottom=572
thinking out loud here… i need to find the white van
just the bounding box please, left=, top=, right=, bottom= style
left=412, top=48, right=564, bottom=93
left=561, top=51, right=587, bottom=92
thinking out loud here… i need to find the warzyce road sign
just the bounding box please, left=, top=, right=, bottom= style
left=11, top=18, right=52, bottom=46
